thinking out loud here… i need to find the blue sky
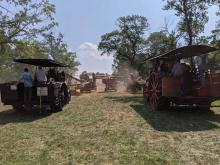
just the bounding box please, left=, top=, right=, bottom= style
left=51, top=0, right=218, bottom=74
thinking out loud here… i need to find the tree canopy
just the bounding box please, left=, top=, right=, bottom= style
left=0, top=0, right=56, bottom=47
left=41, top=32, right=80, bottom=74
left=98, top=15, right=180, bottom=75
left=0, top=0, right=79, bottom=81
left=98, top=1, right=220, bottom=76
left=146, top=31, right=178, bottom=58
left=163, top=0, right=210, bottom=45
left=98, top=15, right=149, bottom=75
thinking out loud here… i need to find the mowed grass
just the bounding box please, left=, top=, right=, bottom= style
left=0, top=92, right=220, bottom=165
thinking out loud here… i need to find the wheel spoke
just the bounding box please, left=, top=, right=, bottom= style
left=148, top=75, right=161, bottom=107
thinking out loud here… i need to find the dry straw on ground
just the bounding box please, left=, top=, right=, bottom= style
left=0, top=92, right=219, bottom=164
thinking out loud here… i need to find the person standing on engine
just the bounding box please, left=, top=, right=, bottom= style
left=18, top=68, right=33, bottom=107
left=35, top=66, right=47, bottom=82
left=171, top=59, right=184, bottom=77
left=194, top=54, right=207, bottom=86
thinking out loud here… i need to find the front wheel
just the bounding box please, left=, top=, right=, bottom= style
left=50, top=97, right=63, bottom=112
left=61, top=84, right=71, bottom=105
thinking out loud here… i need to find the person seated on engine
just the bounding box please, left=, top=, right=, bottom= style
left=60, top=71, right=66, bottom=82
left=35, top=66, right=47, bottom=83
left=181, top=63, right=193, bottom=96
left=56, top=70, right=66, bottom=82
left=157, top=60, right=169, bottom=79
left=194, top=54, right=207, bottom=87
left=151, top=59, right=160, bottom=79
left=171, top=59, right=184, bottom=78
left=47, top=68, right=57, bottom=82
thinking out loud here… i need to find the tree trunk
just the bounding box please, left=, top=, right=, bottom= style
left=183, top=0, right=194, bottom=66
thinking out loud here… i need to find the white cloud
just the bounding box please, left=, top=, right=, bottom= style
left=76, top=42, right=114, bottom=74
left=77, top=42, right=112, bottom=60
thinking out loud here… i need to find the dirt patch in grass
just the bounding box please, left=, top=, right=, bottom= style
left=0, top=92, right=220, bottom=164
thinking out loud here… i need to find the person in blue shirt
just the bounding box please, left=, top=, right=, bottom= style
left=18, top=68, right=33, bottom=105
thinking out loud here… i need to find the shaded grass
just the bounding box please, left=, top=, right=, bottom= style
left=0, top=92, right=220, bottom=164
left=106, top=95, right=220, bottom=132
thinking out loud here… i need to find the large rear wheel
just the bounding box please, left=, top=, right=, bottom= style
left=148, top=75, right=161, bottom=108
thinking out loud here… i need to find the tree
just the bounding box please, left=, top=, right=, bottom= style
left=0, top=0, right=57, bottom=80
left=207, top=29, right=220, bottom=70
left=0, top=1, right=80, bottom=80
left=209, top=0, right=220, bottom=45
left=163, top=0, right=210, bottom=45
left=0, top=0, right=56, bottom=47
left=200, top=1, right=220, bottom=70
left=80, top=71, right=89, bottom=81
left=41, top=32, right=80, bottom=75
left=98, top=15, right=149, bottom=74
left=0, top=41, right=47, bottom=82
left=146, top=31, right=178, bottom=58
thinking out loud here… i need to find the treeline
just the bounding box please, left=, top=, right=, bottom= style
left=0, top=0, right=79, bottom=82
left=98, top=0, right=220, bottom=76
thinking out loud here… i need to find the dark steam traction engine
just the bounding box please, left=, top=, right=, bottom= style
left=0, top=59, right=71, bottom=112
left=143, top=45, right=220, bottom=110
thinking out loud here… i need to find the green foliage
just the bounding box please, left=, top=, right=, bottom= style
left=163, top=0, right=209, bottom=45
left=98, top=15, right=149, bottom=74
left=79, top=71, right=90, bottom=81
left=98, top=15, right=181, bottom=76
left=0, top=41, right=47, bottom=81
left=207, top=22, right=220, bottom=70
left=208, top=52, right=220, bottom=70
left=0, top=0, right=57, bottom=45
left=0, top=0, right=79, bottom=81
left=41, top=32, right=80, bottom=75
left=98, top=2, right=220, bottom=76
left=208, top=30, right=220, bottom=69
left=147, top=31, right=178, bottom=57
left=0, top=0, right=57, bottom=81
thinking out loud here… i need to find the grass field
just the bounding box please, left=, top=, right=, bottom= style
left=0, top=92, right=220, bottom=165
